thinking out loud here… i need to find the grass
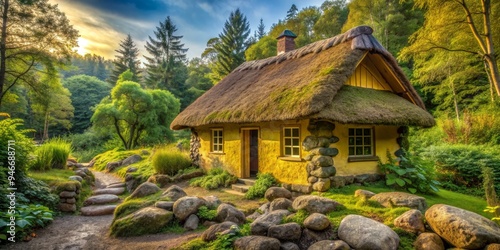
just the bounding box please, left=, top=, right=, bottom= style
left=189, top=167, right=238, bottom=190
left=31, top=138, right=72, bottom=170
left=245, top=173, right=277, bottom=199
left=152, top=147, right=192, bottom=175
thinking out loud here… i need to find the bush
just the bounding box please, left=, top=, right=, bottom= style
left=245, top=173, right=277, bottom=199
left=421, top=144, right=500, bottom=195
left=31, top=138, right=72, bottom=170
left=0, top=204, right=53, bottom=242
left=152, top=148, right=191, bottom=176
left=18, top=177, right=59, bottom=210
left=196, top=206, right=217, bottom=221
left=190, top=167, right=238, bottom=190
left=379, top=150, right=439, bottom=194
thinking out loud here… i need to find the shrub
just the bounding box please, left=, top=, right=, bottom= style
left=196, top=206, right=217, bottom=221
left=18, top=177, right=59, bottom=210
left=152, top=148, right=191, bottom=176
left=0, top=204, right=53, bottom=242
left=379, top=150, right=439, bottom=194
left=190, top=167, right=238, bottom=190
left=421, top=144, right=500, bottom=195
left=31, top=138, right=72, bottom=170
left=245, top=173, right=277, bottom=199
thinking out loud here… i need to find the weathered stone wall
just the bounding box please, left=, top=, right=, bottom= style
left=58, top=182, right=81, bottom=212
left=190, top=129, right=201, bottom=167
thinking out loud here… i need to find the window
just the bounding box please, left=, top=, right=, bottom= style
left=283, top=127, right=300, bottom=157
left=212, top=129, right=223, bottom=153
left=348, top=128, right=373, bottom=156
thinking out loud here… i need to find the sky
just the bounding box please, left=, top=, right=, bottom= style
left=50, top=0, right=325, bottom=61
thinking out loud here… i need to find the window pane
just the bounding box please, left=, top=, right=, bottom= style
left=364, top=129, right=371, bottom=136
left=364, top=137, right=371, bottom=145
left=356, top=128, right=362, bottom=136
left=348, top=129, right=354, bottom=136
left=219, top=130, right=223, bottom=137
left=348, top=138, right=354, bottom=145
left=292, top=138, right=299, bottom=146
left=218, top=138, right=222, bottom=144
left=364, top=147, right=371, bottom=155
left=285, top=138, right=291, bottom=146
left=292, top=128, right=299, bottom=137
left=292, top=148, right=299, bottom=156
left=284, top=128, right=291, bottom=137
left=355, top=137, right=362, bottom=145
left=349, top=147, right=354, bottom=155
left=285, top=147, right=291, bottom=156
left=356, top=147, right=363, bottom=155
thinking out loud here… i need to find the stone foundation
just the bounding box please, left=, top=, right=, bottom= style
left=190, top=129, right=201, bottom=167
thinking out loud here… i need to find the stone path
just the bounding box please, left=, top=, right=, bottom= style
left=80, top=171, right=126, bottom=216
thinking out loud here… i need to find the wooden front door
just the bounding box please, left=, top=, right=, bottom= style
left=242, top=129, right=259, bottom=178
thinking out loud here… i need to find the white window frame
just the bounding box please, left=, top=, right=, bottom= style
left=283, top=127, right=300, bottom=158
left=211, top=129, right=223, bottom=153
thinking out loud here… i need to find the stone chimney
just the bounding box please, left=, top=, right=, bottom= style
left=277, top=30, right=297, bottom=55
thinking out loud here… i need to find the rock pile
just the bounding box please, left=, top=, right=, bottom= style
left=57, top=182, right=81, bottom=212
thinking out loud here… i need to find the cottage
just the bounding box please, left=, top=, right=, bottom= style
left=171, top=26, right=435, bottom=193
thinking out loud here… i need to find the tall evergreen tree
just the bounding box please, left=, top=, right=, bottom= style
left=257, top=18, right=266, bottom=39
left=286, top=4, right=299, bottom=20
left=144, top=16, right=188, bottom=92
left=209, top=9, right=251, bottom=83
left=109, top=34, right=141, bottom=84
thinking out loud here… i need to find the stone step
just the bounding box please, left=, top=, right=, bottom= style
left=238, top=178, right=257, bottom=186
left=83, top=194, right=120, bottom=206
left=231, top=183, right=251, bottom=193
left=81, top=205, right=117, bottom=216
left=107, top=182, right=126, bottom=188
left=93, top=187, right=125, bottom=195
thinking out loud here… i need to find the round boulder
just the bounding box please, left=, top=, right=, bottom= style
left=147, top=174, right=172, bottom=188
left=121, top=154, right=142, bottom=167
left=162, top=185, right=187, bottom=201
left=250, top=209, right=291, bottom=236
left=69, top=176, right=83, bottom=182
left=155, top=201, right=174, bottom=211
left=370, top=192, right=427, bottom=211
left=202, top=195, right=222, bottom=209
left=233, top=236, right=280, bottom=250
left=310, top=166, right=336, bottom=178
left=129, top=182, right=160, bottom=199
left=303, top=213, right=330, bottom=231
left=267, top=222, right=301, bottom=241
left=201, top=221, right=238, bottom=242
left=216, top=203, right=246, bottom=225
left=184, top=214, right=199, bottom=231
left=292, top=195, right=340, bottom=214
left=354, top=189, right=376, bottom=199
left=338, top=214, right=399, bottom=250
left=308, top=240, right=350, bottom=250
left=298, top=228, right=335, bottom=250
left=413, top=232, right=444, bottom=250
left=265, top=187, right=292, bottom=202
left=394, top=209, right=425, bottom=234
left=425, top=204, right=500, bottom=249
left=269, top=198, right=292, bottom=212
left=110, top=206, right=173, bottom=237
left=173, top=196, right=205, bottom=221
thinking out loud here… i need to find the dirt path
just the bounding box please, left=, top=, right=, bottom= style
left=5, top=171, right=202, bottom=250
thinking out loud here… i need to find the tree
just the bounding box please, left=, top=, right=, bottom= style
left=245, top=36, right=277, bottom=60
left=144, top=16, right=188, bottom=91
left=209, top=9, right=251, bottom=83
left=286, top=4, right=299, bottom=20
left=268, top=6, right=321, bottom=48
left=0, top=0, right=78, bottom=107
left=257, top=18, right=266, bottom=39
left=342, top=0, right=423, bottom=56
left=313, top=0, right=349, bottom=39
left=91, top=76, right=180, bottom=149
left=184, top=58, right=212, bottom=105
left=109, top=34, right=141, bottom=84
left=64, top=75, right=111, bottom=133
left=59, top=54, right=113, bottom=80
left=400, top=0, right=500, bottom=98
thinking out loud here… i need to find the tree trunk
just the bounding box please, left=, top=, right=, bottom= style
left=43, top=111, right=49, bottom=142
left=114, top=119, right=128, bottom=150
left=0, top=0, right=9, bottom=107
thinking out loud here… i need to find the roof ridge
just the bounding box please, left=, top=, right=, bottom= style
left=236, top=26, right=379, bottom=72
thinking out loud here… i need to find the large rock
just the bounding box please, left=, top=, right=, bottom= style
left=425, top=204, right=500, bottom=249
left=303, top=213, right=330, bottom=231
left=338, top=215, right=399, bottom=250
left=267, top=222, right=301, bottom=241
left=155, top=201, right=174, bottom=211
left=216, top=203, right=246, bottom=225
left=298, top=228, right=335, bottom=250
left=233, top=236, right=280, bottom=250
left=81, top=205, right=117, bottom=216
left=184, top=214, right=199, bottom=231
left=269, top=198, right=292, bottom=211
left=265, top=187, right=292, bottom=202
left=201, top=221, right=238, bottom=242
left=308, top=240, right=350, bottom=250
left=162, top=185, right=187, bottom=201
left=106, top=161, right=122, bottom=172
left=202, top=195, right=221, bottom=209
left=147, top=174, right=172, bottom=188
left=413, top=233, right=444, bottom=250
left=354, top=189, right=376, bottom=199
left=394, top=209, right=425, bottom=234
left=173, top=196, right=205, bottom=221
left=312, top=178, right=331, bottom=192
left=370, top=192, right=427, bottom=211
left=310, top=166, right=336, bottom=178
left=129, top=182, right=160, bottom=199
left=121, top=154, right=142, bottom=167
left=250, top=209, right=291, bottom=236
left=83, top=194, right=120, bottom=206
left=110, top=207, right=173, bottom=237
left=292, top=195, right=340, bottom=214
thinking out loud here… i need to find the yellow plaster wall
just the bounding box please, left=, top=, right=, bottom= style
left=195, top=120, right=310, bottom=185
left=332, top=124, right=400, bottom=176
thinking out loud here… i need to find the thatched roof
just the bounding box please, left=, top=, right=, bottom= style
left=171, top=26, right=435, bottom=130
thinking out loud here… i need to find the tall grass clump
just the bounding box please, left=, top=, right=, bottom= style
left=31, top=138, right=72, bottom=171
left=190, top=167, right=238, bottom=190
left=152, top=147, right=191, bottom=176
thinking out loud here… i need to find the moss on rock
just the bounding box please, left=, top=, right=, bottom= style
left=110, top=206, right=173, bottom=237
